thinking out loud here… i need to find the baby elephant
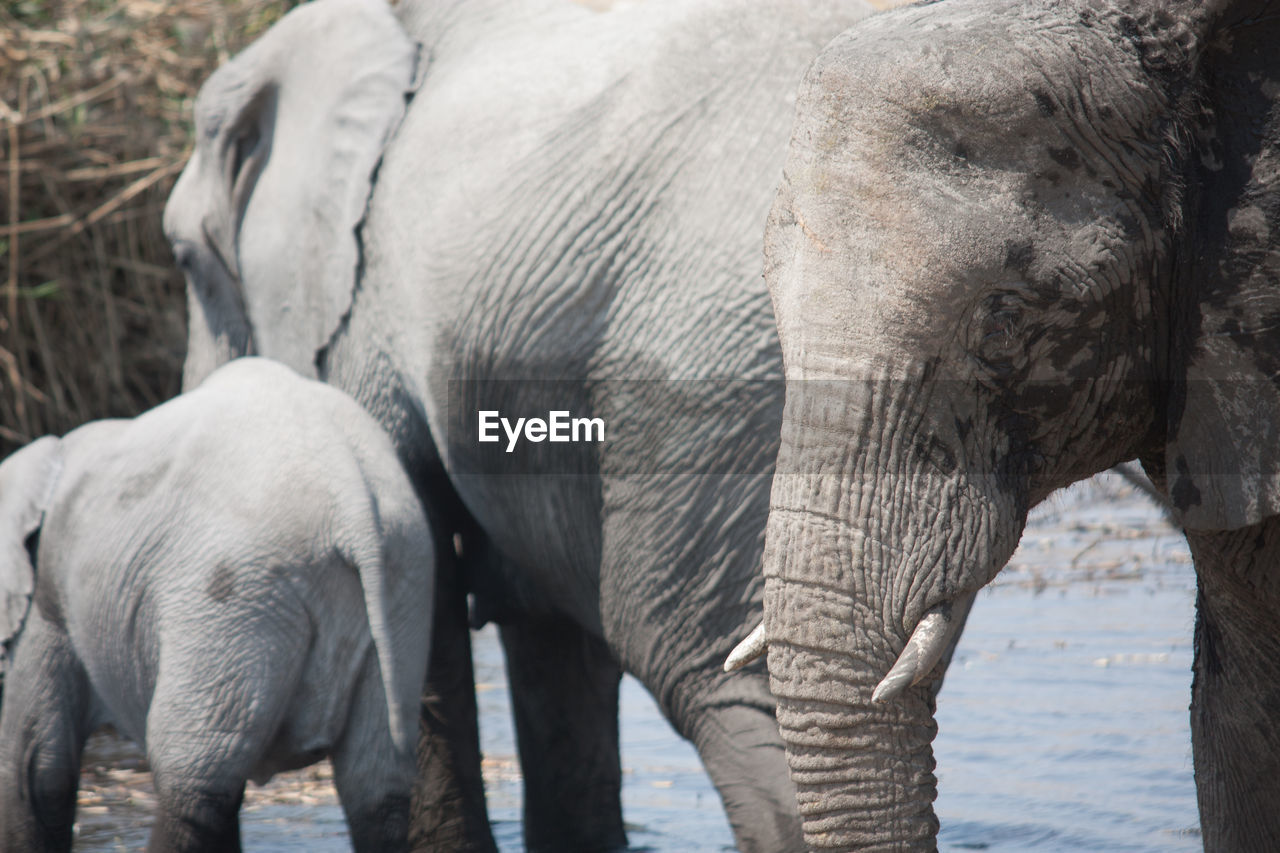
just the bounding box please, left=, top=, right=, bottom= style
left=0, top=358, right=433, bottom=853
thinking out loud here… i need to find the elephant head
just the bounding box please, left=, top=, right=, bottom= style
left=750, top=0, right=1280, bottom=847
left=0, top=437, right=63, bottom=662
left=163, top=0, right=416, bottom=388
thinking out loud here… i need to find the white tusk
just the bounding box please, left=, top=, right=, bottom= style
left=872, top=593, right=976, bottom=704
left=724, top=623, right=767, bottom=672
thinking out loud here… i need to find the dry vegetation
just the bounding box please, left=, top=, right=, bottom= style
left=0, top=0, right=298, bottom=457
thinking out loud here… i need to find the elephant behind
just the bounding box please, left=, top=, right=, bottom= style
left=0, top=358, right=433, bottom=853
left=162, top=0, right=882, bottom=849
left=749, top=0, right=1280, bottom=849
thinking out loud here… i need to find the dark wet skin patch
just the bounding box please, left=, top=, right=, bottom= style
left=1048, top=146, right=1082, bottom=171
left=1217, top=310, right=1280, bottom=392
left=1003, top=240, right=1036, bottom=276
left=914, top=433, right=958, bottom=475
left=116, top=461, right=171, bottom=510
left=1032, top=89, right=1057, bottom=118
left=207, top=562, right=237, bottom=603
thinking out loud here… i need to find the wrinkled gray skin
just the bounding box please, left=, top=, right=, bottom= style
left=761, top=0, right=1280, bottom=849
left=163, top=0, right=880, bottom=850
left=0, top=358, right=433, bottom=853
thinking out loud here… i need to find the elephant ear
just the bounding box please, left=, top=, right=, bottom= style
left=173, top=0, right=417, bottom=379
left=0, top=437, right=63, bottom=650
left=1167, top=13, right=1280, bottom=531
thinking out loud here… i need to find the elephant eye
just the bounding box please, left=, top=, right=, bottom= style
left=969, top=289, right=1033, bottom=374
left=978, top=289, right=1032, bottom=342
left=982, top=313, right=1015, bottom=345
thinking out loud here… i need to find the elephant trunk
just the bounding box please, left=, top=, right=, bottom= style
left=761, top=375, right=1011, bottom=850
left=764, top=485, right=940, bottom=850
left=770, top=662, right=940, bottom=851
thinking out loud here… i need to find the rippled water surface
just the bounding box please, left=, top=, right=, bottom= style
left=933, top=476, right=1199, bottom=853
left=74, top=472, right=1198, bottom=851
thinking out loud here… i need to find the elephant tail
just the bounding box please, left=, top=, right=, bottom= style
left=336, top=501, right=414, bottom=756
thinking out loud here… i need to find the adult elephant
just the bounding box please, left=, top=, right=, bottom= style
left=746, top=0, right=1280, bottom=849
left=164, top=0, right=880, bottom=850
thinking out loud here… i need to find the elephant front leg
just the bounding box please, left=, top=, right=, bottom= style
left=410, top=557, right=496, bottom=853
left=500, top=615, right=627, bottom=853
left=0, top=615, right=91, bottom=853
left=677, top=671, right=804, bottom=853
left=1187, top=522, right=1280, bottom=852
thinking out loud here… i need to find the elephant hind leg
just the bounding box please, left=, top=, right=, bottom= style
left=145, top=683, right=260, bottom=853
left=0, top=614, right=92, bottom=853
left=1188, top=523, right=1280, bottom=852
left=146, top=782, right=245, bottom=853
left=499, top=616, right=627, bottom=853
left=145, top=674, right=284, bottom=853
left=144, top=606, right=310, bottom=853
left=330, top=651, right=415, bottom=853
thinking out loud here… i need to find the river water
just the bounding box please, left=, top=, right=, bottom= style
left=73, top=470, right=1198, bottom=851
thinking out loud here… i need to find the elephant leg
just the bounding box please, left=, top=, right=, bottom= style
left=499, top=615, right=626, bottom=853
left=675, top=671, right=803, bottom=853
left=332, top=654, right=414, bottom=853
left=1186, top=521, right=1280, bottom=853
left=0, top=615, right=90, bottom=853
left=593, top=466, right=805, bottom=852
left=410, top=556, right=496, bottom=852
left=147, top=782, right=245, bottom=853
left=144, top=607, right=310, bottom=853
left=147, top=695, right=255, bottom=852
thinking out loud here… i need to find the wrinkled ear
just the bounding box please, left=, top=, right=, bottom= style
left=1167, top=11, right=1280, bottom=531
left=168, top=0, right=417, bottom=379
left=0, top=436, right=63, bottom=647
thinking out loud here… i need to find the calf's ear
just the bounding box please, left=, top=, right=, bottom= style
left=0, top=436, right=63, bottom=647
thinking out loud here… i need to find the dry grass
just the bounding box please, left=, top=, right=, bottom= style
left=0, top=0, right=298, bottom=456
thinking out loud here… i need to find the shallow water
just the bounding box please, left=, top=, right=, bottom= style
left=73, top=471, right=1198, bottom=851
left=933, top=476, right=1199, bottom=853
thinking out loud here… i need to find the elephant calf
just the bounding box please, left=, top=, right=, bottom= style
left=0, top=357, right=433, bottom=853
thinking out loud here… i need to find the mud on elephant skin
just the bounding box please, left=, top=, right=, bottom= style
left=748, top=0, right=1280, bottom=849
left=162, top=0, right=892, bottom=850
left=0, top=358, right=433, bottom=853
